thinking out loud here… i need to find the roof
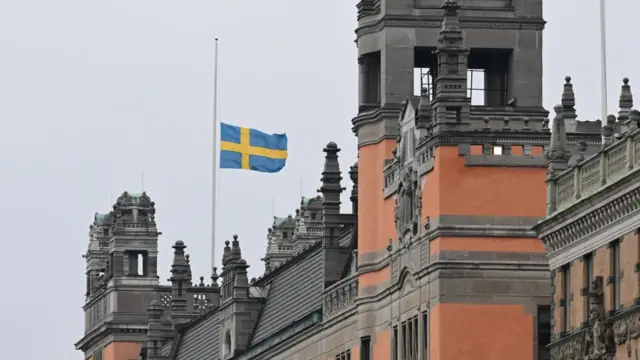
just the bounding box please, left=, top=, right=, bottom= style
left=250, top=243, right=324, bottom=346
left=173, top=310, right=222, bottom=360
left=167, top=223, right=355, bottom=359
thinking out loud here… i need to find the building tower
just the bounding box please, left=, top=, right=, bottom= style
left=75, top=192, right=162, bottom=360
left=353, top=0, right=553, bottom=359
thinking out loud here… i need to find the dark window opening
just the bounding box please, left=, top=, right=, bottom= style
left=393, top=326, right=398, bottom=360
left=584, top=253, right=593, bottom=321
left=562, top=264, right=571, bottom=332
left=359, top=51, right=381, bottom=107
left=311, top=213, right=316, bottom=220
left=537, top=305, right=551, bottom=360
left=413, top=47, right=511, bottom=106
left=360, top=336, right=371, bottom=360
left=283, top=231, right=288, bottom=239
left=413, top=316, right=419, bottom=359
left=611, top=240, right=621, bottom=310
left=125, top=250, right=148, bottom=276
left=467, top=49, right=511, bottom=106
left=103, top=228, right=109, bottom=236
left=414, top=47, right=437, bottom=99
left=422, top=311, right=428, bottom=360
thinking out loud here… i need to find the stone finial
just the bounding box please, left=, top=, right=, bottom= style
left=211, top=267, right=219, bottom=288
left=146, top=300, right=164, bottom=320
left=602, top=114, right=616, bottom=147
left=561, top=76, right=577, bottom=125
left=618, top=78, right=633, bottom=123
left=576, top=140, right=587, bottom=164
left=483, top=117, right=490, bottom=130
left=545, top=105, right=571, bottom=171
left=523, top=117, right=530, bottom=130
left=171, top=240, right=187, bottom=267
left=229, top=234, right=242, bottom=262
left=199, top=276, right=205, bottom=286
left=630, top=110, right=640, bottom=131
left=438, top=0, right=463, bottom=48
left=222, top=240, right=231, bottom=266
left=319, top=142, right=344, bottom=246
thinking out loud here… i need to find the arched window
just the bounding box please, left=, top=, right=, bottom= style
left=224, top=331, right=231, bottom=355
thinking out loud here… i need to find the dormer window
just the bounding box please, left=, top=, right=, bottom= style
left=311, top=213, right=316, bottom=221
left=103, top=228, right=109, bottom=236
left=283, top=231, right=288, bottom=239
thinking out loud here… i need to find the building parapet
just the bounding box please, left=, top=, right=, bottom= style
left=551, top=128, right=639, bottom=213
left=323, top=274, right=358, bottom=321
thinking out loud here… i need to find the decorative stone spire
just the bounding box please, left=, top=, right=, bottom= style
left=318, top=142, right=344, bottom=246
left=431, top=0, right=470, bottom=130
left=146, top=300, right=165, bottom=359
left=561, top=76, right=577, bottom=132
left=618, top=78, right=633, bottom=124
left=545, top=105, right=571, bottom=174
left=229, top=234, right=242, bottom=263
left=349, top=162, right=358, bottom=214
left=602, top=115, right=616, bottom=147
left=221, top=240, right=231, bottom=267
left=169, top=240, right=191, bottom=327
left=211, top=267, right=219, bottom=288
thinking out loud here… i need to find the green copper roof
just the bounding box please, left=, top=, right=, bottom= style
left=95, top=213, right=106, bottom=224
left=274, top=217, right=286, bottom=226
left=129, top=192, right=143, bottom=204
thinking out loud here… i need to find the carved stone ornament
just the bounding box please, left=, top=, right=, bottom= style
left=395, top=166, right=420, bottom=242
left=613, top=312, right=640, bottom=358
left=581, top=277, right=615, bottom=360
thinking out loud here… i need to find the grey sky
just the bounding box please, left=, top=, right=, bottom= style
left=0, top=0, right=638, bottom=359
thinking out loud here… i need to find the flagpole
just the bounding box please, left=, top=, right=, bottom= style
left=212, top=38, right=219, bottom=271
left=599, top=0, right=608, bottom=125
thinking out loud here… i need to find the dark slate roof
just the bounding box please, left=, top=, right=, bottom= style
left=250, top=243, right=324, bottom=346
left=161, top=339, right=173, bottom=357
left=173, top=310, right=222, bottom=360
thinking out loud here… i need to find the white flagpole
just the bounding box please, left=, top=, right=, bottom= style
left=599, top=0, right=608, bottom=125
left=212, top=38, right=219, bottom=271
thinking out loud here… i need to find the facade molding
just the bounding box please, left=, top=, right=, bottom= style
left=356, top=15, right=546, bottom=37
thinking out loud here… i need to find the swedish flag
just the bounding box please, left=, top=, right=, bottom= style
left=220, top=123, right=288, bottom=173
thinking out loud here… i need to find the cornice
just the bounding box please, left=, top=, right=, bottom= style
left=536, top=170, right=640, bottom=259
left=356, top=15, right=546, bottom=37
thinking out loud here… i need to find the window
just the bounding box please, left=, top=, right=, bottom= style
left=611, top=240, right=621, bottom=311
left=583, top=253, right=593, bottom=322
left=562, top=264, right=571, bottom=333
left=392, top=326, right=398, bottom=360
left=360, top=337, right=371, bottom=360
left=103, top=228, right=109, bottom=236
left=493, top=145, right=503, bottom=155
left=401, top=318, right=419, bottom=360
left=125, top=251, right=147, bottom=276
left=311, top=213, right=316, bottom=220
left=283, top=231, right=288, bottom=239
left=537, top=305, right=551, bottom=360
left=224, top=331, right=232, bottom=356
left=523, top=144, right=532, bottom=155
left=336, top=350, right=351, bottom=360
left=422, top=311, right=428, bottom=360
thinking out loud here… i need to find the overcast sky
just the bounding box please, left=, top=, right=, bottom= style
left=0, top=0, right=638, bottom=359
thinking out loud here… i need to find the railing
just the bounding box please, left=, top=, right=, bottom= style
left=554, top=131, right=640, bottom=211
left=157, top=284, right=219, bottom=313
left=323, top=275, right=358, bottom=320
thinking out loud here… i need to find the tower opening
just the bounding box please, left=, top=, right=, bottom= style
left=468, top=49, right=511, bottom=106
left=358, top=51, right=381, bottom=111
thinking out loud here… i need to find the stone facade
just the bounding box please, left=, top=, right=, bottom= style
left=534, top=81, right=640, bottom=360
